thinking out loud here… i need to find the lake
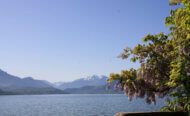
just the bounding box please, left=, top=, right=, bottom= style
left=0, top=94, right=166, bottom=116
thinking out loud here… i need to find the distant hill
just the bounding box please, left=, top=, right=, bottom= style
left=0, top=69, right=65, bottom=95
left=0, top=69, right=51, bottom=90
left=63, top=82, right=123, bottom=94
left=0, top=89, right=14, bottom=95
left=55, top=75, right=108, bottom=90
left=0, top=69, right=120, bottom=95
left=7, top=87, right=65, bottom=95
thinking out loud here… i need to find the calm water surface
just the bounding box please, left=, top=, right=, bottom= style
left=0, top=94, right=165, bottom=116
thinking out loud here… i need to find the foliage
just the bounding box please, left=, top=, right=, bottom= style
left=107, top=0, right=190, bottom=112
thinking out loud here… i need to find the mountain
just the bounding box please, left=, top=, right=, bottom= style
left=0, top=89, right=14, bottom=95
left=0, top=69, right=65, bottom=95
left=40, top=80, right=56, bottom=87
left=7, top=87, right=65, bottom=95
left=0, top=69, right=52, bottom=90
left=0, top=69, right=119, bottom=94
left=63, top=82, right=123, bottom=94
left=55, top=75, right=108, bottom=90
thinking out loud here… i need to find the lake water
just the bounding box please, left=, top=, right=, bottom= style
left=0, top=94, right=166, bottom=116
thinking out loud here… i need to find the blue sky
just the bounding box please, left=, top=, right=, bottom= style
left=0, top=0, right=172, bottom=82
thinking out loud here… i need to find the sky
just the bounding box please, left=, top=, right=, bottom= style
left=0, top=0, right=172, bottom=82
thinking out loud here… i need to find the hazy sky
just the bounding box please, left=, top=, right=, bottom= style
left=0, top=0, right=171, bottom=82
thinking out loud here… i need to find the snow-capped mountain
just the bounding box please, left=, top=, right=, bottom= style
left=54, top=75, right=108, bottom=90
left=83, top=75, right=106, bottom=80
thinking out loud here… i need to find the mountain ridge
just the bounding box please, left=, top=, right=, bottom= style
left=0, top=69, right=118, bottom=94
left=63, top=81, right=122, bottom=94
left=54, top=75, right=108, bottom=90
left=0, top=69, right=65, bottom=95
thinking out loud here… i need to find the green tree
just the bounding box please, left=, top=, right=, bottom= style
left=107, top=0, right=190, bottom=112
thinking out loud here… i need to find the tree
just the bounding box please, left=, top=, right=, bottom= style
left=107, top=0, right=190, bottom=112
